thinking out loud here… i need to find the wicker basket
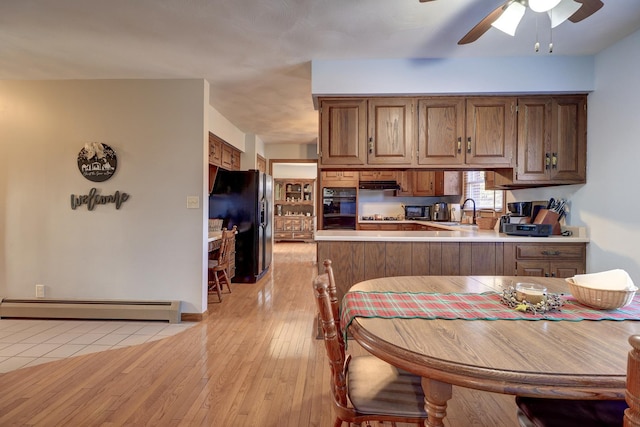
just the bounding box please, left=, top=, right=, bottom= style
left=565, top=278, right=637, bottom=310
left=476, top=216, right=498, bottom=230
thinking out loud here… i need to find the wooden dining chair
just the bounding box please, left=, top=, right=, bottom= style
left=313, top=269, right=428, bottom=427
left=322, top=259, right=343, bottom=351
left=516, top=334, right=640, bottom=427
left=208, top=226, right=236, bottom=302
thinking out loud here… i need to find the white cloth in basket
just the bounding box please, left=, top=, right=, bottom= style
left=572, top=269, right=637, bottom=291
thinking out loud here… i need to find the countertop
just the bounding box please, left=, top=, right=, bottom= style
left=315, top=220, right=588, bottom=243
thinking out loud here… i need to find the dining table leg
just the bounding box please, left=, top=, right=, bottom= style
left=421, top=377, right=453, bottom=427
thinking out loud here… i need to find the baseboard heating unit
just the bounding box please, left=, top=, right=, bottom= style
left=0, top=298, right=181, bottom=323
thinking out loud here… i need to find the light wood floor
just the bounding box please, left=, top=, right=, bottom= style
left=0, top=242, right=519, bottom=426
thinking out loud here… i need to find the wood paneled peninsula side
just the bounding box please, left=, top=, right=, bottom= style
left=315, top=224, right=588, bottom=301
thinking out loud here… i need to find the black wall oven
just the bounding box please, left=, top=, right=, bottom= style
left=322, top=187, right=356, bottom=230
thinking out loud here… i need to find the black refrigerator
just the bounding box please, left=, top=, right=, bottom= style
left=209, top=170, right=273, bottom=283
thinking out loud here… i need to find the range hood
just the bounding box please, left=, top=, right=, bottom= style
left=358, top=180, right=401, bottom=190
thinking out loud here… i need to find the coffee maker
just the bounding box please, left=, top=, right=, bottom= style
left=499, top=202, right=533, bottom=232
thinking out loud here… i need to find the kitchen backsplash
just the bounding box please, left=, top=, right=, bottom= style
left=358, top=189, right=461, bottom=217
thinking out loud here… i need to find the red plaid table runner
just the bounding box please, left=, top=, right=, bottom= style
left=340, top=291, right=640, bottom=338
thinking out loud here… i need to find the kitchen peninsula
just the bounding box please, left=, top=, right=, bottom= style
left=316, top=222, right=588, bottom=300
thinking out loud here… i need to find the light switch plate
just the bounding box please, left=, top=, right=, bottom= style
left=187, top=196, right=200, bottom=209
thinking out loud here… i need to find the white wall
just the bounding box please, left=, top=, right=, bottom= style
left=265, top=143, right=318, bottom=160
left=209, top=105, right=246, bottom=151
left=0, top=79, right=210, bottom=314
left=312, top=56, right=595, bottom=102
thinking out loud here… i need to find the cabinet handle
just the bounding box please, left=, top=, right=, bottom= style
left=545, top=153, right=551, bottom=170
left=457, top=137, right=462, bottom=153
left=552, top=153, right=558, bottom=169
left=541, top=250, right=561, bottom=256
left=368, top=137, right=373, bottom=154
left=544, top=273, right=550, bottom=277
left=551, top=273, right=556, bottom=277
left=467, top=137, right=472, bottom=153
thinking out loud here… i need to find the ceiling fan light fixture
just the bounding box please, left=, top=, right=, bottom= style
left=547, top=0, right=583, bottom=28
left=491, top=2, right=527, bottom=36
left=529, top=0, right=562, bottom=13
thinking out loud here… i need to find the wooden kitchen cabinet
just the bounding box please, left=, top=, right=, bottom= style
left=513, top=95, right=586, bottom=185
left=209, top=133, right=222, bottom=166
left=359, top=170, right=397, bottom=181
left=357, top=223, right=401, bottom=231
left=413, top=170, right=461, bottom=196
left=231, top=148, right=241, bottom=171
left=320, top=170, right=359, bottom=187
left=416, top=97, right=466, bottom=166
left=416, top=97, right=516, bottom=168
left=366, top=98, right=414, bottom=166
left=316, top=240, right=506, bottom=301
left=319, top=98, right=414, bottom=167
left=256, top=154, right=266, bottom=173
left=412, top=170, right=435, bottom=196
left=505, top=242, right=586, bottom=278
left=396, top=170, right=413, bottom=196
left=319, top=99, right=367, bottom=166
left=221, top=144, right=233, bottom=169
left=465, top=97, right=516, bottom=167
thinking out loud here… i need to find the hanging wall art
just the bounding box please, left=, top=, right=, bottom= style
left=77, top=142, right=117, bottom=182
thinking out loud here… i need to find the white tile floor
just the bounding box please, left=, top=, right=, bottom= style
left=0, top=318, right=197, bottom=373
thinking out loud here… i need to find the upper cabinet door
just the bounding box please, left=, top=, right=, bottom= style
left=367, top=98, right=414, bottom=165
left=319, top=99, right=367, bottom=166
left=465, top=97, right=516, bottom=167
left=516, top=97, right=552, bottom=182
left=550, top=95, right=586, bottom=182
left=515, top=95, right=586, bottom=185
left=416, top=98, right=465, bottom=166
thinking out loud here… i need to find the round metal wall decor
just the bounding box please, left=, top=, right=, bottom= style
left=77, top=142, right=117, bottom=182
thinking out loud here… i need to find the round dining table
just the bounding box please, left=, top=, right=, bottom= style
left=345, top=275, right=639, bottom=427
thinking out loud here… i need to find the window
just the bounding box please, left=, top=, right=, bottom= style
left=463, top=171, right=504, bottom=211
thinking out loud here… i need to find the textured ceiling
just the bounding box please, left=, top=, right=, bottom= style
left=1, top=0, right=640, bottom=145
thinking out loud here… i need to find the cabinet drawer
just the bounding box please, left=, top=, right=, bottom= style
left=515, top=244, right=585, bottom=260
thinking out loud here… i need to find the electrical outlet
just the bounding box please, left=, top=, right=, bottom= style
left=35, top=284, right=45, bottom=298
left=186, top=196, right=200, bottom=209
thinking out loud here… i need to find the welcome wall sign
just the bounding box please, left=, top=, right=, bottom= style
left=73, top=142, right=130, bottom=210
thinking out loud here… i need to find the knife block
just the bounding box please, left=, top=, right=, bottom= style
left=533, top=209, right=562, bottom=235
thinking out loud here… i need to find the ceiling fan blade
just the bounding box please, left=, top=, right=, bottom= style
left=568, top=0, right=603, bottom=23
left=458, top=1, right=511, bottom=45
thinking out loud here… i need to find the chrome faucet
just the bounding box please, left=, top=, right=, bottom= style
left=462, top=198, right=476, bottom=224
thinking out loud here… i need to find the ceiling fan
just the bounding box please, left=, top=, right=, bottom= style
left=419, top=0, right=604, bottom=45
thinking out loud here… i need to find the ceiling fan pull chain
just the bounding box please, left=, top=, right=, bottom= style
left=535, top=15, right=540, bottom=52
left=549, top=10, right=554, bottom=53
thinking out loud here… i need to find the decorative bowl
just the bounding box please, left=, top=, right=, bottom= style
left=515, top=282, right=547, bottom=304
left=565, top=278, right=637, bottom=310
